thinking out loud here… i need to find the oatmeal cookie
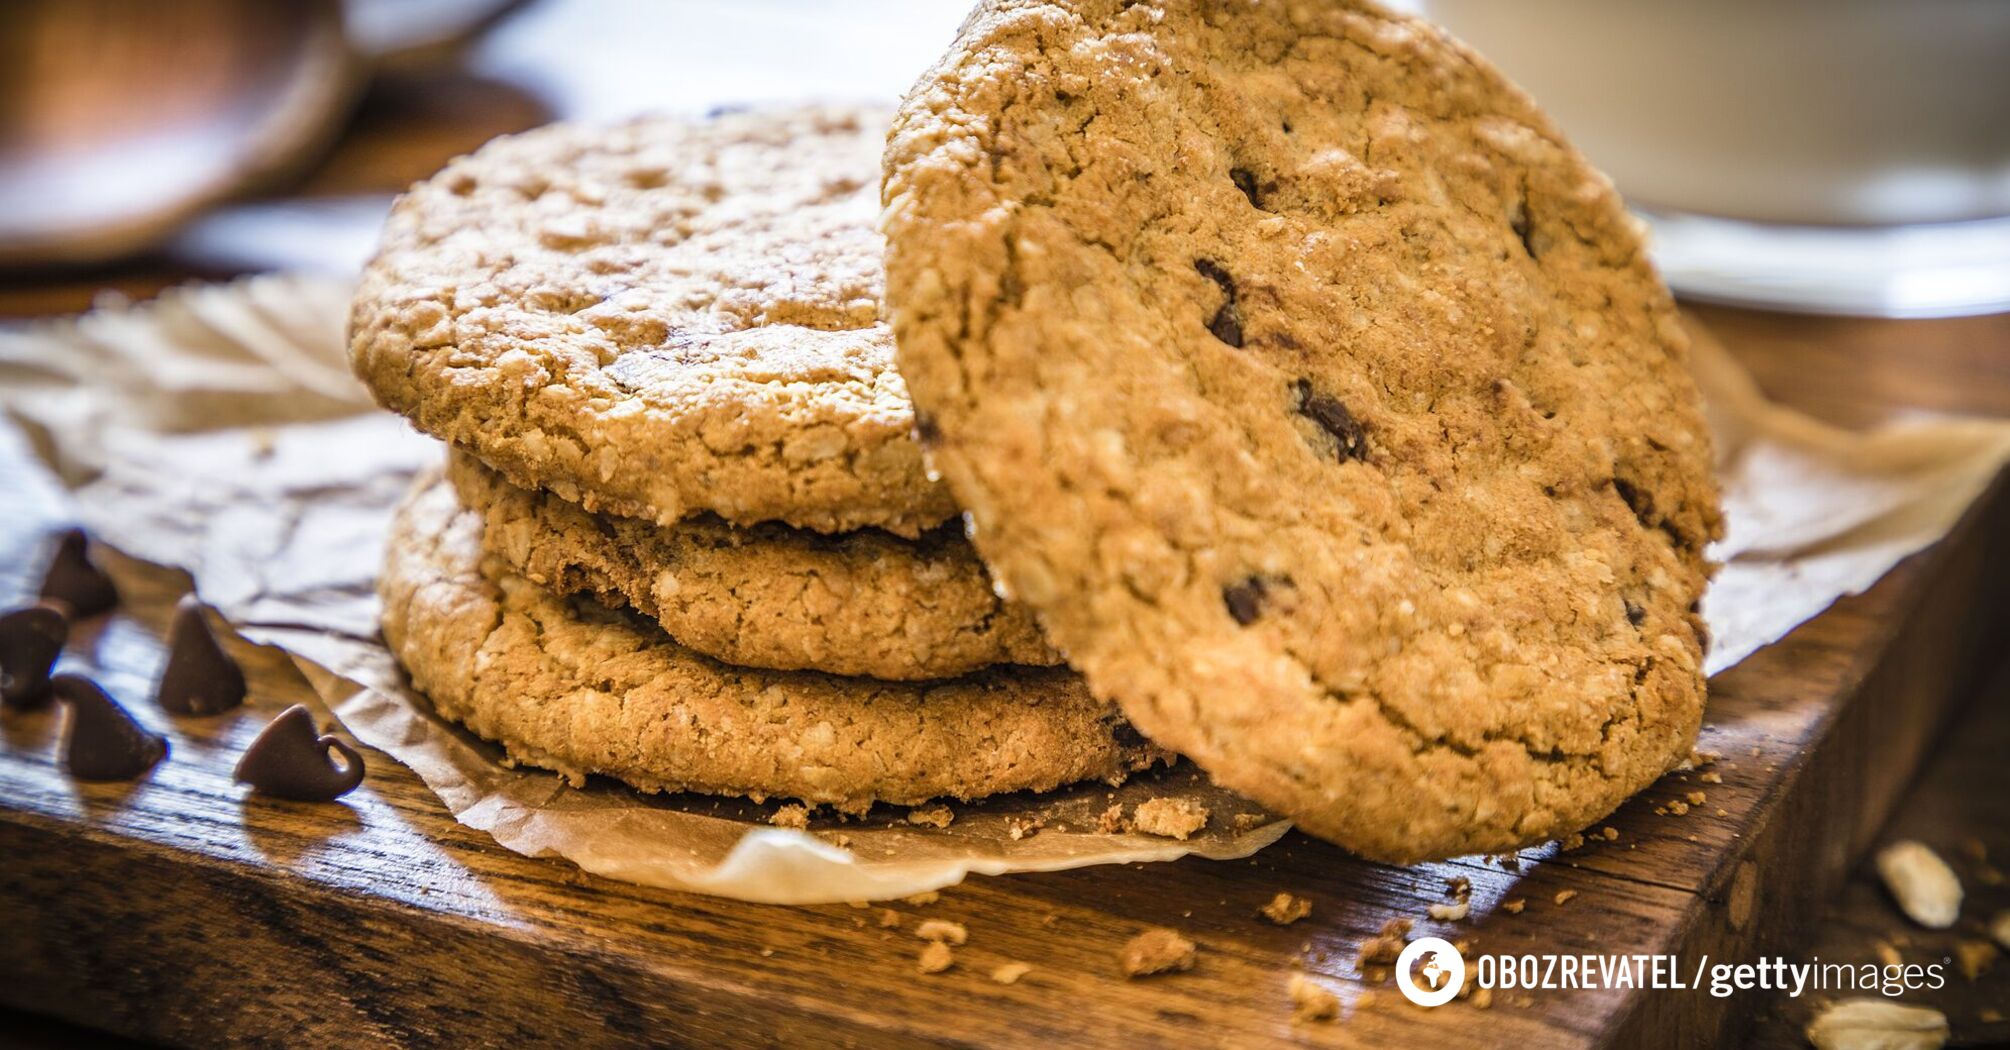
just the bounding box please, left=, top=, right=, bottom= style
left=882, top=0, right=1721, bottom=861
left=351, top=107, right=955, bottom=536
left=446, top=449, right=1057, bottom=679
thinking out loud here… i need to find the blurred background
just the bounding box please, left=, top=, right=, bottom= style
left=2, top=0, right=2008, bottom=315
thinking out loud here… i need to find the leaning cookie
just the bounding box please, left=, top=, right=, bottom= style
left=351, top=107, right=956, bottom=537
left=446, top=449, right=1059, bottom=680
left=883, top=0, right=1721, bottom=861
left=380, top=472, right=1164, bottom=812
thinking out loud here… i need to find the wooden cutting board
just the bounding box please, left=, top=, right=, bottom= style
left=1, top=306, right=2006, bottom=1048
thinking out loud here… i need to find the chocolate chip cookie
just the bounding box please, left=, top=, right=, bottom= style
left=380, top=472, right=1163, bottom=811
left=446, top=450, right=1058, bottom=680
left=351, top=107, right=956, bottom=537
left=882, top=0, right=1722, bottom=861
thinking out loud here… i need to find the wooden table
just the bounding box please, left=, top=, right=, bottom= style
left=4, top=7, right=2009, bottom=1047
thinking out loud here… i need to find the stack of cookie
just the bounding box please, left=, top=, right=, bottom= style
left=351, top=108, right=1168, bottom=815
left=354, top=0, right=1725, bottom=865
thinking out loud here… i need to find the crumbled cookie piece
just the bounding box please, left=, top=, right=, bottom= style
left=1095, top=803, right=1128, bottom=835
left=906, top=805, right=955, bottom=828
left=1471, top=986, right=1494, bottom=1009
left=1287, top=974, right=1339, bottom=1023
left=1120, top=928, right=1196, bottom=977
left=904, top=891, right=941, bottom=907
left=1261, top=892, right=1313, bottom=926
left=1428, top=900, right=1470, bottom=922
left=915, top=919, right=968, bottom=946
left=1685, top=791, right=1707, bottom=806
left=1007, top=816, right=1045, bottom=840
left=1131, top=797, right=1209, bottom=840
left=878, top=909, right=901, bottom=929
left=1666, top=801, right=1691, bottom=816
left=917, top=941, right=955, bottom=975
left=1231, top=812, right=1270, bottom=833
left=1445, top=877, right=1471, bottom=898
left=1876, top=840, right=1962, bottom=929
left=1600, top=827, right=1620, bottom=842
left=1502, top=898, right=1526, bottom=915
left=770, top=804, right=811, bottom=829
left=1699, top=771, right=1723, bottom=784
left=1553, top=890, right=1578, bottom=906
left=990, top=962, right=1032, bottom=985
left=1954, top=939, right=1998, bottom=980
left=1356, top=918, right=1412, bottom=969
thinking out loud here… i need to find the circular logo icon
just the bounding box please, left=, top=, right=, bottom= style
left=1395, top=936, right=1466, bottom=1007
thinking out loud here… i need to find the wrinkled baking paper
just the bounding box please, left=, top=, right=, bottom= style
left=2, top=275, right=2005, bottom=902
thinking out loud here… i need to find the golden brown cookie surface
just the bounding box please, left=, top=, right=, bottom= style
left=447, top=450, right=1058, bottom=680
left=883, top=0, right=1722, bottom=861
left=379, top=472, right=1165, bottom=812
left=351, top=108, right=955, bottom=536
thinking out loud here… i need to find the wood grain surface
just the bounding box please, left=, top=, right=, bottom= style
left=3, top=5, right=2008, bottom=1046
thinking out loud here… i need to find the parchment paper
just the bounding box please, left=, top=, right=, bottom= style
left=3, top=275, right=2005, bottom=902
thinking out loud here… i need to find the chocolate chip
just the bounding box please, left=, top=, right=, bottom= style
left=0, top=603, right=67, bottom=709
left=1230, top=167, right=1265, bottom=209
left=156, top=595, right=246, bottom=716
left=38, top=528, right=118, bottom=618
left=1612, top=477, right=1655, bottom=527
left=1624, top=599, right=1646, bottom=626
left=234, top=705, right=365, bottom=801
left=1294, top=380, right=1369, bottom=461
left=914, top=412, right=941, bottom=447
left=54, top=674, right=167, bottom=781
left=1223, top=577, right=1269, bottom=625
left=1510, top=200, right=1536, bottom=258
left=1193, top=259, right=1243, bottom=348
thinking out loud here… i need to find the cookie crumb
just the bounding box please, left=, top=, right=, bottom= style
left=917, top=941, right=954, bottom=975
left=1502, top=898, right=1526, bottom=915
left=1472, top=986, right=1493, bottom=1009
left=1428, top=900, right=1470, bottom=922
left=904, top=891, right=941, bottom=907
left=915, top=919, right=968, bottom=946
left=1553, top=890, right=1578, bottom=906
left=770, top=803, right=810, bottom=829
left=1874, top=940, right=1902, bottom=968
left=1700, top=771, right=1723, bottom=784
left=1261, top=892, right=1313, bottom=926
left=990, top=962, right=1032, bottom=985
left=906, top=805, right=954, bottom=828
left=1666, top=800, right=1690, bottom=816
left=844, top=900, right=870, bottom=910
left=1560, top=832, right=1586, bottom=851
left=1685, top=791, right=1707, bottom=806
left=1446, top=876, right=1471, bottom=898
left=1954, top=939, right=1998, bottom=980
left=1231, top=812, right=1270, bottom=832
left=1007, top=816, right=1045, bottom=840
left=1132, top=797, right=1210, bottom=840
left=1120, top=927, right=1196, bottom=977
left=1600, top=826, right=1620, bottom=842
left=1356, top=918, right=1412, bottom=968
left=1355, top=990, right=1378, bottom=1011
left=1992, top=910, right=2010, bottom=950
left=1287, top=974, right=1339, bottom=1023
left=1095, top=803, right=1128, bottom=835
left=878, top=909, right=901, bottom=929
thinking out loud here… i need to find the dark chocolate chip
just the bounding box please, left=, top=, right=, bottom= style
left=234, top=705, right=365, bottom=801
left=39, top=528, right=118, bottom=618
left=156, top=595, right=246, bottom=716
left=0, top=602, right=68, bottom=709
left=1294, top=380, right=1369, bottom=461
left=1612, top=477, right=1655, bottom=526
left=55, top=674, right=167, bottom=781
left=1230, top=167, right=1264, bottom=209
left=913, top=412, right=941, bottom=447
left=1510, top=200, right=1536, bottom=258
left=1223, top=577, right=1269, bottom=625
left=1193, top=259, right=1243, bottom=348
left=1624, top=599, right=1646, bottom=626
